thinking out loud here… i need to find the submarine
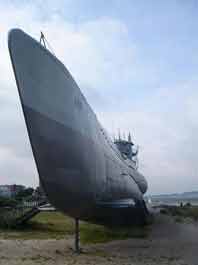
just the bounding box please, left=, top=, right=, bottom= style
left=8, top=28, right=148, bottom=227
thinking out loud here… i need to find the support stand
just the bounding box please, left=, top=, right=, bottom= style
left=74, top=218, right=81, bottom=253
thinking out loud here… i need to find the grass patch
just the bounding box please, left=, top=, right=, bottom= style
left=80, top=222, right=149, bottom=244
left=0, top=211, right=150, bottom=243
left=174, top=216, right=183, bottom=223
left=0, top=212, right=73, bottom=240
left=160, top=205, right=198, bottom=221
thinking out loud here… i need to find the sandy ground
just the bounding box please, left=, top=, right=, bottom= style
left=0, top=214, right=197, bottom=265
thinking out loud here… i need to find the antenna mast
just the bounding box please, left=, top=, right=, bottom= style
left=39, top=31, right=55, bottom=55
left=40, top=31, right=46, bottom=48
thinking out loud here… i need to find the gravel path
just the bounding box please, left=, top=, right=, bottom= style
left=0, top=214, right=197, bottom=265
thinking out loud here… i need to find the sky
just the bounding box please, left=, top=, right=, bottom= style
left=0, top=0, right=197, bottom=194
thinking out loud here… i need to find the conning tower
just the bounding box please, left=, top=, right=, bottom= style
left=114, top=133, right=139, bottom=168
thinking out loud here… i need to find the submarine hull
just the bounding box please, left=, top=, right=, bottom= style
left=8, top=29, right=148, bottom=225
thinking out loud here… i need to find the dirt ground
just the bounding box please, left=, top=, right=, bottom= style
left=0, top=214, right=197, bottom=265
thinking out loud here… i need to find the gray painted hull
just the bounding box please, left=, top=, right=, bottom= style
left=8, top=29, right=148, bottom=225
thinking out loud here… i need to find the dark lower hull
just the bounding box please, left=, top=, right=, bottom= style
left=24, top=104, right=149, bottom=225
left=24, top=104, right=97, bottom=219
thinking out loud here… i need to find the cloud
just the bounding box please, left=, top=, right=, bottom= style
left=0, top=1, right=197, bottom=194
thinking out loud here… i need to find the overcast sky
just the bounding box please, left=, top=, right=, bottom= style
left=0, top=0, right=197, bottom=194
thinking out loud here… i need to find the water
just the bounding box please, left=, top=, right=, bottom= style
left=148, top=197, right=198, bottom=206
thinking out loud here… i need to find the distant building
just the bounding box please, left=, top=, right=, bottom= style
left=0, top=185, right=12, bottom=198
left=0, top=184, right=25, bottom=198
left=10, top=184, right=26, bottom=197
